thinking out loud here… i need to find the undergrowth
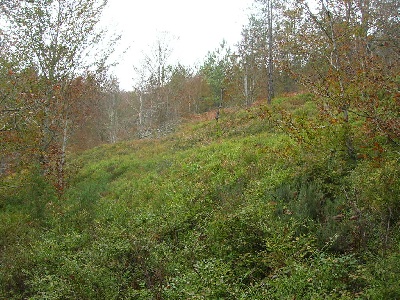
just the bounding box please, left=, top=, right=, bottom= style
left=1, top=94, right=399, bottom=299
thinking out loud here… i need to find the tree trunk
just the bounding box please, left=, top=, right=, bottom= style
left=267, top=0, right=274, bottom=104
left=58, top=118, right=68, bottom=192
left=244, top=70, right=249, bottom=106
left=139, top=92, right=143, bottom=127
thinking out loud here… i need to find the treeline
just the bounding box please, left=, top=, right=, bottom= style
left=95, top=0, right=400, bottom=152
left=1, top=0, right=399, bottom=190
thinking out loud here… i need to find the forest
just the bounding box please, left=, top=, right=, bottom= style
left=1, top=0, right=399, bottom=298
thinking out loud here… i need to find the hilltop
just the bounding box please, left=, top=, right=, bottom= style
left=1, top=94, right=399, bottom=299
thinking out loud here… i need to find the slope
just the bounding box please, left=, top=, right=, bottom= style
left=1, top=94, right=399, bottom=299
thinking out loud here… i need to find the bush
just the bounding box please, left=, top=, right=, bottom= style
left=265, top=252, right=367, bottom=299
left=365, top=251, right=400, bottom=299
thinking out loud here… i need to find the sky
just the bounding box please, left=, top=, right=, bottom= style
left=102, top=0, right=255, bottom=91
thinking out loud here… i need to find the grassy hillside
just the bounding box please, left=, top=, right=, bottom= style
left=1, top=95, right=399, bottom=299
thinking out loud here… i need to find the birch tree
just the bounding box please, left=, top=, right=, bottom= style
left=133, top=34, right=174, bottom=136
left=1, top=0, right=119, bottom=190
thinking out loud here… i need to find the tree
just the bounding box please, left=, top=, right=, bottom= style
left=236, top=1, right=298, bottom=106
left=255, top=0, right=276, bottom=104
left=266, top=0, right=275, bottom=104
left=236, top=15, right=268, bottom=106
left=0, top=63, right=42, bottom=176
left=277, top=0, right=399, bottom=158
left=165, top=64, right=195, bottom=118
left=103, top=78, right=120, bottom=144
left=199, top=41, right=232, bottom=111
left=1, top=0, right=118, bottom=190
left=132, top=33, right=176, bottom=136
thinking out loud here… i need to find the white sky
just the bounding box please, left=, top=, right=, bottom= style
left=102, top=0, right=254, bottom=91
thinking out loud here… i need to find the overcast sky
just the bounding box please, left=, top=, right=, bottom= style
left=102, top=0, right=254, bottom=90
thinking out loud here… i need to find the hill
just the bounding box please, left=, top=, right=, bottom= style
left=1, top=94, right=399, bottom=299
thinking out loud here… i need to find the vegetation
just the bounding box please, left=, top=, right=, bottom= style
left=1, top=94, right=399, bottom=298
left=1, top=0, right=399, bottom=298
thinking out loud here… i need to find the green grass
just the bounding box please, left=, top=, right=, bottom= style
left=1, top=94, right=399, bottom=299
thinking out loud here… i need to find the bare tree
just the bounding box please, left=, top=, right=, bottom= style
left=133, top=33, right=174, bottom=137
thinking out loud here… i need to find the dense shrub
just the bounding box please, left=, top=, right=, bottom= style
left=1, top=95, right=399, bottom=298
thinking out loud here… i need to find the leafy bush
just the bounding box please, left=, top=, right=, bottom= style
left=1, top=94, right=399, bottom=299
left=365, top=250, right=400, bottom=299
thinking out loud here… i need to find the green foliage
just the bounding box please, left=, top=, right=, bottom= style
left=265, top=252, right=367, bottom=299
left=1, top=94, right=399, bottom=298
left=0, top=166, right=58, bottom=299
left=199, top=42, right=232, bottom=105
left=365, top=250, right=400, bottom=299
